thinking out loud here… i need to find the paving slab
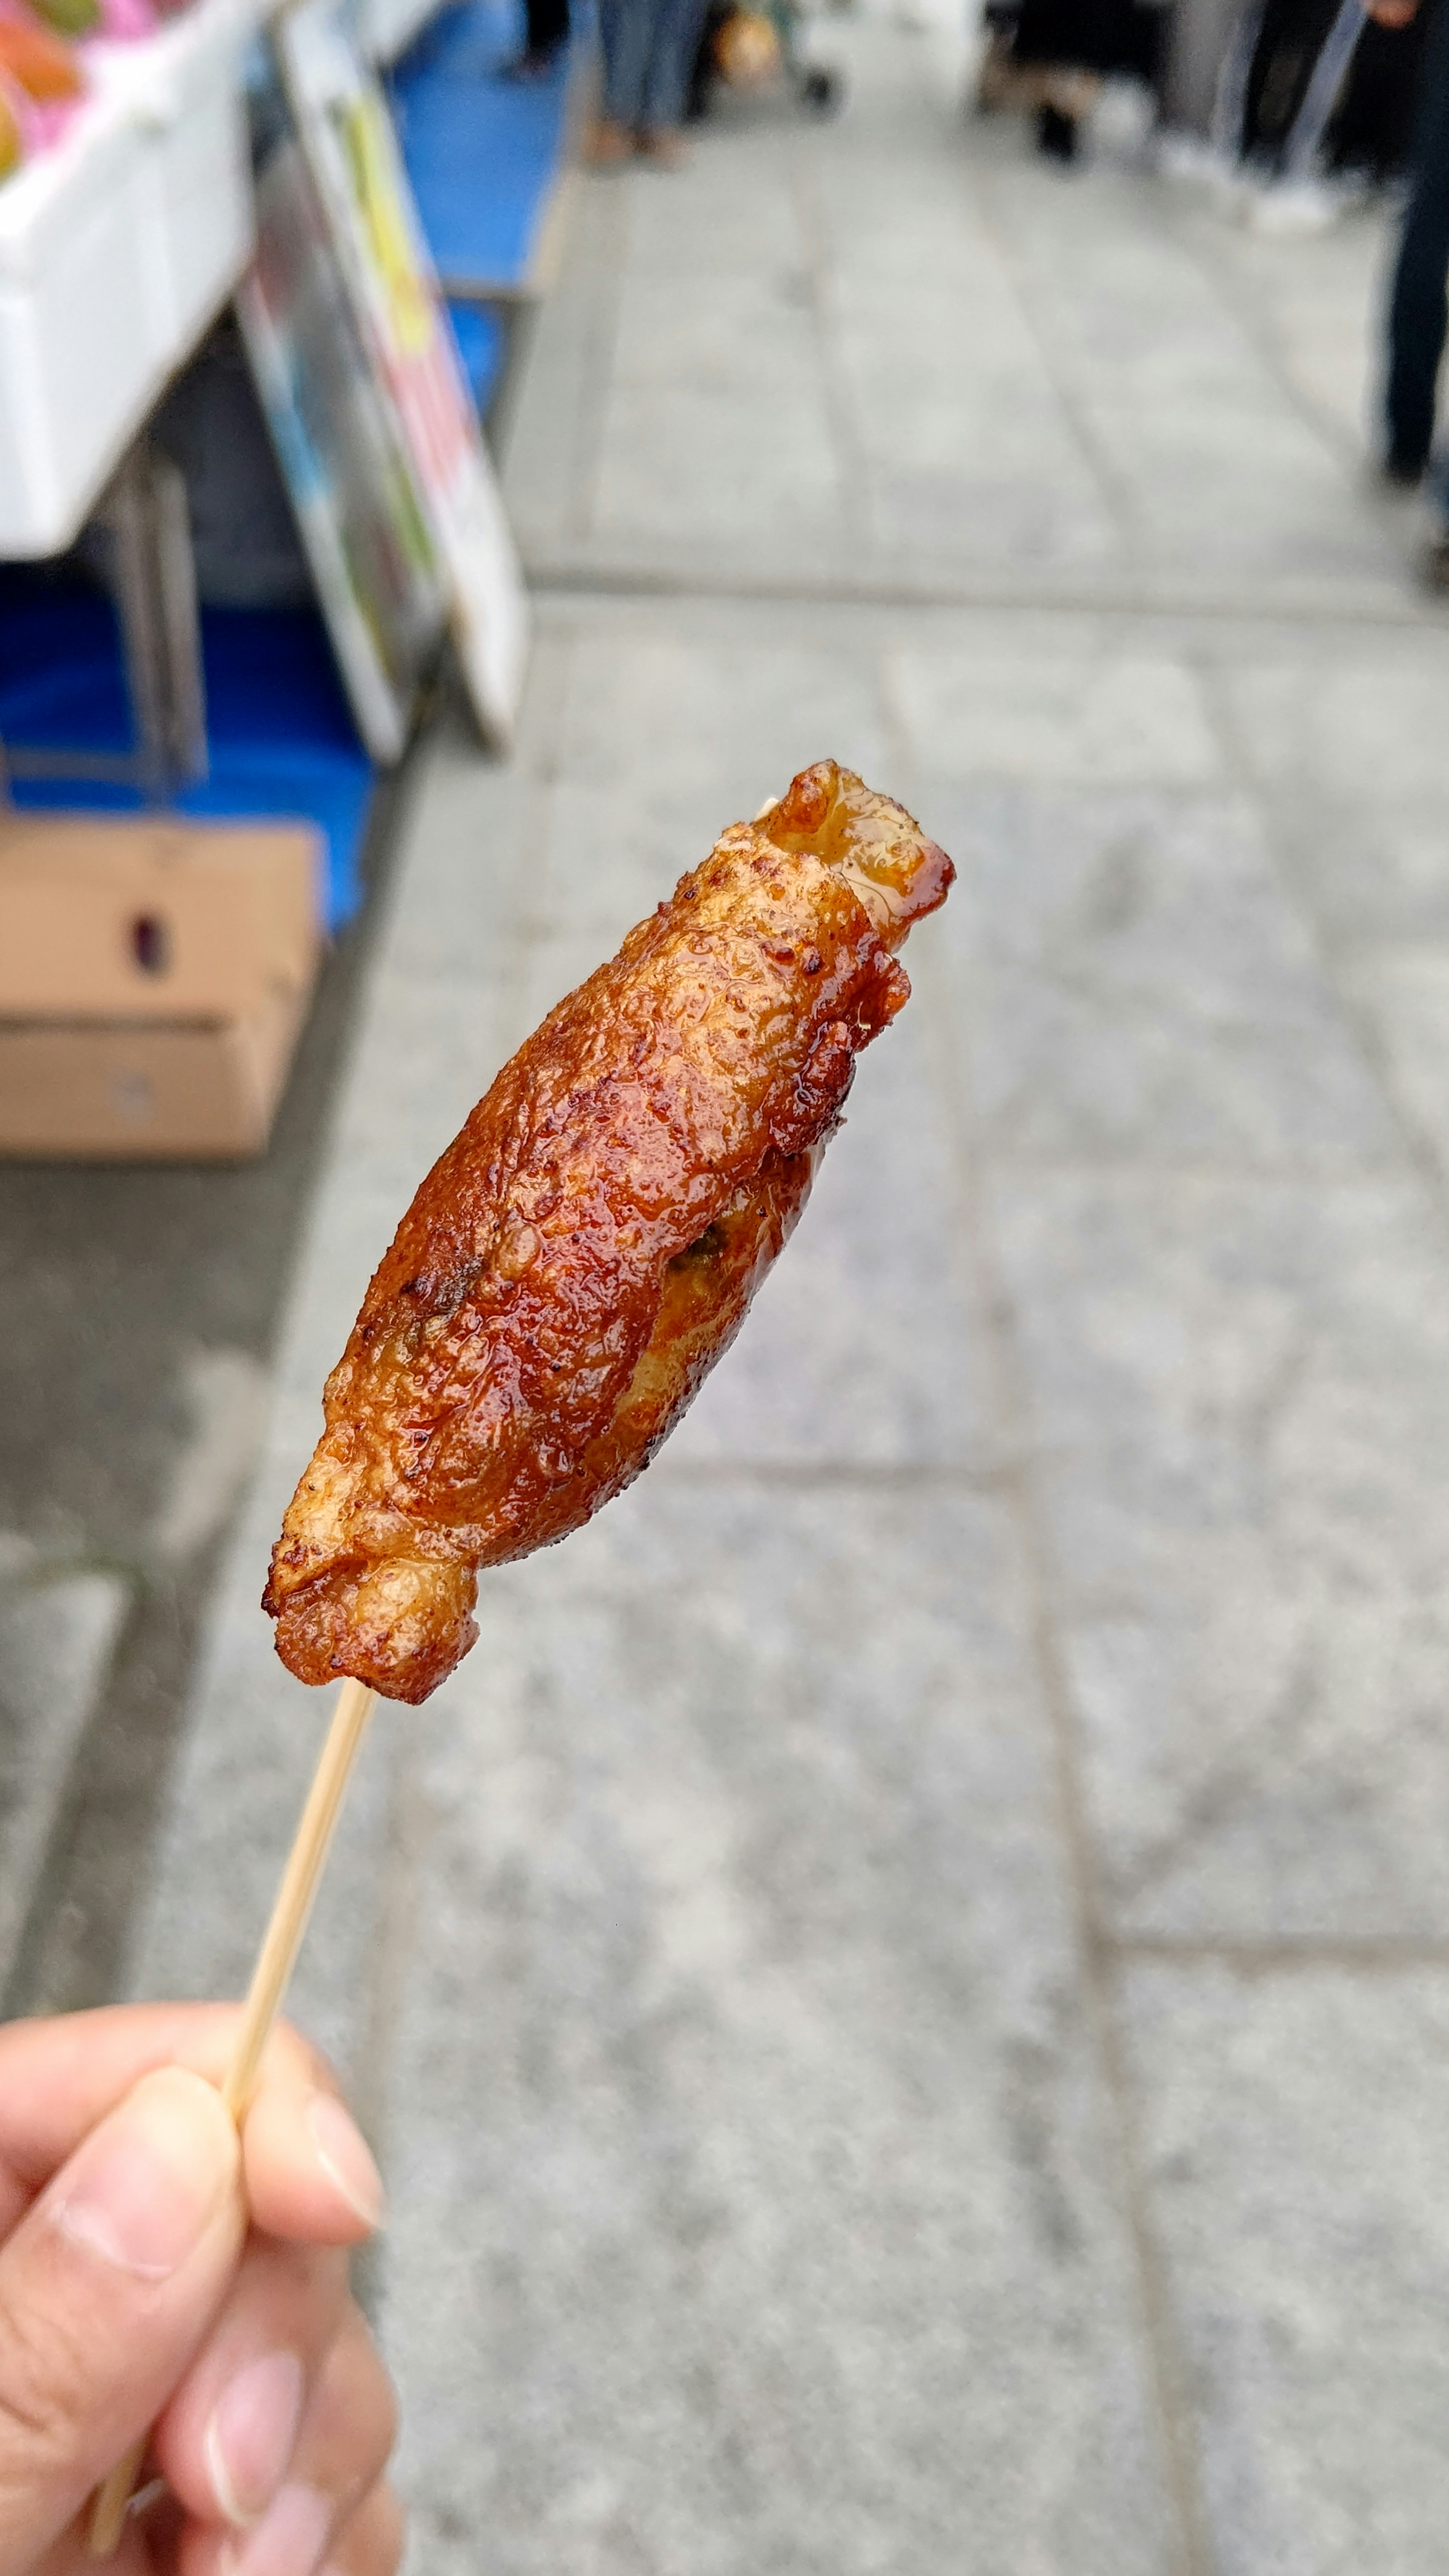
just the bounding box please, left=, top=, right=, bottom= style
left=1181, top=196, right=1386, bottom=444
left=0, top=1556, right=132, bottom=1992
left=1220, top=654, right=1449, bottom=807
left=990, top=1167, right=1449, bottom=1940
left=890, top=644, right=1223, bottom=785
left=1270, top=792, right=1449, bottom=947
left=381, top=1479, right=1177, bottom=2576
left=1123, top=1961, right=1449, bottom=2576
left=1340, top=946, right=1449, bottom=1172
left=924, top=783, right=1396, bottom=1169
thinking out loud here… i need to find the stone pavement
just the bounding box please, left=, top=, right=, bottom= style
left=131, top=14, right=1449, bottom=2574
left=0, top=858, right=397, bottom=2020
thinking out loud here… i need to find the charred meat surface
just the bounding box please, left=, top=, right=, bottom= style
left=265, top=761, right=953, bottom=1701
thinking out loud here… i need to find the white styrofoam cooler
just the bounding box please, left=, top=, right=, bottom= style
left=0, top=0, right=262, bottom=558
left=109, top=0, right=262, bottom=361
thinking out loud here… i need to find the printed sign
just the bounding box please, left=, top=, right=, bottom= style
left=238, top=128, right=446, bottom=764
left=278, top=0, right=529, bottom=748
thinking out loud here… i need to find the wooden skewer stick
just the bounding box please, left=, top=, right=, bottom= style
left=88, top=1676, right=379, bottom=2556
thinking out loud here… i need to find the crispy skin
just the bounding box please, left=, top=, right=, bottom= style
left=265, top=761, right=953, bottom=1701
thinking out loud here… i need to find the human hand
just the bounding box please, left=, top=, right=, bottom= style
left=0, top=2005, right=401, bottom=2576
left=1365, top=0, right=1418, bottom=26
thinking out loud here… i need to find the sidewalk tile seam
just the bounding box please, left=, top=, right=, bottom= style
left=1194, top=657, right=1449, bottom=1253
left=907, top=936, right=1217, bottom=2576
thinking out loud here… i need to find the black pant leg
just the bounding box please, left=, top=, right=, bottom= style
left=525, top=0, right=569, bottom=55
left=1386, top=0, right=1449, bottom=469
left=1242, top=0, right=1342, bottom=163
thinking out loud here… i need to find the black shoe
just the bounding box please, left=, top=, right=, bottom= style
left=1035, top=103, right=1079, bottom=162
left=1421, top=534, right=1449, bottom=592
left=501, top=45, right=561, bottom=79
left=1383, top=451, right=1426, bottom=490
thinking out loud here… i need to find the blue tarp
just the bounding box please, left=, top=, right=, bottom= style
left=391, top=0, right=574, bottom=295
left=447, top=300, right=508, bottom=412
left=0, top=571, right=375, bottom=931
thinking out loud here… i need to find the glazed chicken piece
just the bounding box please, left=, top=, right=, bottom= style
left=265, top=761, right=953, bottom=1702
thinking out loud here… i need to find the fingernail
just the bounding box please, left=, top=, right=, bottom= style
left=306, top=2094, right=385, bottom=2231
left=221, top=2481, right=330, bottom=2576
left=205, top=2351, right=306, bottom=2525
left=48, top=2067, right=236, bottom=2281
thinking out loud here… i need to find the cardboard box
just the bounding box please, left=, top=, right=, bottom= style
left=0, top=814, right=320, bottom=1018
left=0, top=815, right=323, bottom=1160
left=0, top=983, right=312, bottom=1160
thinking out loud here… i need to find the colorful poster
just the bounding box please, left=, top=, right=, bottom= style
left=237, top=128, right=446, bottom=764
left=277, top=0, right=529, bottom=749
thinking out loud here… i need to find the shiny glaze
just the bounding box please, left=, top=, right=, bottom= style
left=265, top=761, right=954, bottom=1701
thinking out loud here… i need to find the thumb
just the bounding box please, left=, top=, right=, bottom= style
left=0, top=2065, right=242, bottom=2568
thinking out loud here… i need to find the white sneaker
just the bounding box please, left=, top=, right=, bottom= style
left=1247, top=177, right=1339, bottom=234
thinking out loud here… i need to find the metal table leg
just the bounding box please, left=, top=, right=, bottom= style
left=101, top=436, right=209, bottom=801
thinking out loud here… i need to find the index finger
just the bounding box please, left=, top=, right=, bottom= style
left=0, top=2008, right=370, bottom=2243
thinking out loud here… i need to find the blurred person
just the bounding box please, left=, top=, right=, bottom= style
left=589, top=0, right=710, bottom=160
left=1328, top=2, right=1429, bottom=177
left=1159, top=0, right=1242, bottom=137
left=1225, top=0, right=1425, bottom=179
left=1378, top=0, right=1449, bottom=555
left=1234, top=0, right=1343, bottom=166
left=0, top=2004, right=399, bottom=2576
left=985, top=0, right=1164, bottom=160
left=505, top=0, right=570, bottom=80
left=974, top=0, right=1021, bottom=103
